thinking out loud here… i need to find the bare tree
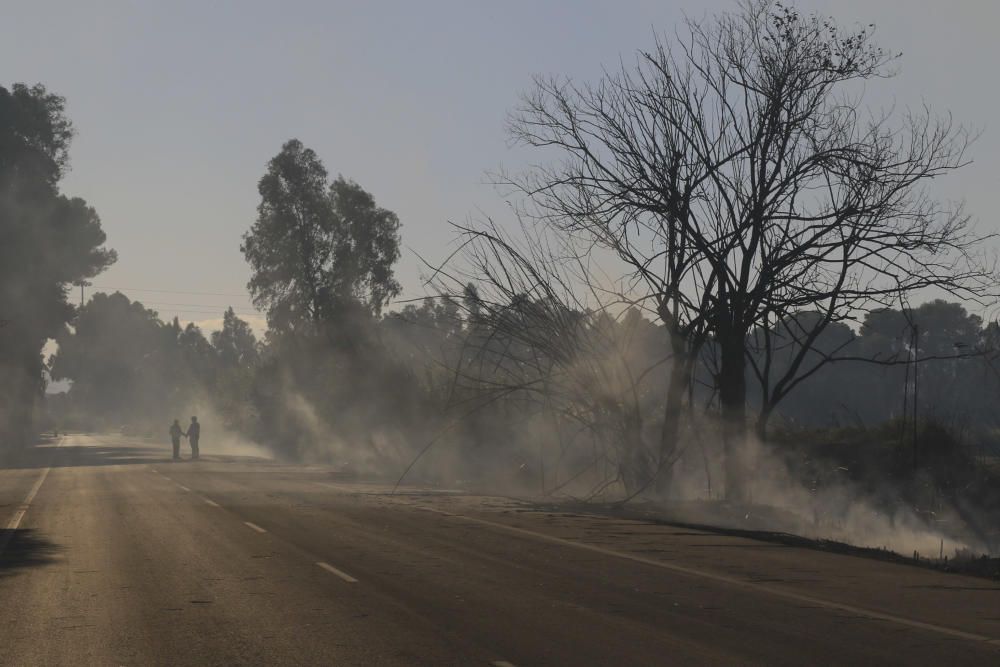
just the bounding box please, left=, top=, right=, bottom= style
left=504, top=0, right=994, bottom=499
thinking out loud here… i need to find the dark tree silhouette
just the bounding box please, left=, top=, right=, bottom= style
left=0, top=83, right=115, bottom=450
left=50, top=293, right=216, bottom=427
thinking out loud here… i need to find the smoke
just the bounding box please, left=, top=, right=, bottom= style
left=168, top=398, right=272, bottom=460
left=39, top=272, right=998, bottom=564
left=278, top=388, right=381, bottom=471
left=660, top=432, right=991, bottom=558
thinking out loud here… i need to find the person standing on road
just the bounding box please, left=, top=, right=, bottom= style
left=186, top=416, right=201, bottom=460
left=169, top=419, right=184, bottom=460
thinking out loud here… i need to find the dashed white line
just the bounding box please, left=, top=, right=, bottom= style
left=316, top=561, right=358, bottom=583
left=157, top=471, right=259, bottom=533
left=244, top=521, right=267, bottom=533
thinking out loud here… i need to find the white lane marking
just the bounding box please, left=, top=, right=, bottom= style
left=417, top=507, right=1000, bottom=647
left=492, top=661, right=518, bottom=667
left=316, top=561, right=358, bottom=583
left=0, top=437, right=62, bottom=556
left=244, top=521, right=267, bottom=533
left=17, top=468, right=51, bottom=513
left=2, top=468, right=52, bottom=533
left=158, top=471, right=253, bottom=530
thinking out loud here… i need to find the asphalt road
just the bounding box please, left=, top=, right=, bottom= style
left=1, top=433, right=998, bottom=666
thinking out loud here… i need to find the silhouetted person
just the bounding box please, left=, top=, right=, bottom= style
left=169, top=419, right=184, bottom=460
left=186, top=416, right=200, bottom=459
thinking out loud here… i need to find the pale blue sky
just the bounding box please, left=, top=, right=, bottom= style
left=4, top=1, right=999, bottom=331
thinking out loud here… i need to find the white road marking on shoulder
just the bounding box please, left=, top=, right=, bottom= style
left=316, top=561, right=358, bottom=583
left=315, top=481, right=351, bottom=492
left=420, top=508, right=1000, bottom=647
left=244, top=521, right=267, bottom=533
left=203, top=498, right=220, bottom=508
left=0, top=437, right=62, bottom=556
left=19, top=467, right=50, bottom=509
left=2, top=468, right=51, bottom=535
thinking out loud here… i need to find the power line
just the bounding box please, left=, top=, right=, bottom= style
left=92, top=285, right=252, bottom=298
left=156, top=309, right=261, bottom=317
left=156, top=311, right=260, bottom=317
left=128, top=300, right=257, bottom=310
left=95, top=300, right=259, bottom=314
left=83, top=285, right=264, bottom=319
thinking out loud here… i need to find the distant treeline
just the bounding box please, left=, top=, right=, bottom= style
left=46, top=287, right=1000, bottom=464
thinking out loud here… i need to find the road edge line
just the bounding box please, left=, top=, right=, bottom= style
left=418, top=506, right=1000, bottom=647
left=0, top=436, right=62, bottom=556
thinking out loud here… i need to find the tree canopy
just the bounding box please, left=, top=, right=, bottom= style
left=241, top=139, right=401, bottom=335
left=0, top=83, right=115, bottom=450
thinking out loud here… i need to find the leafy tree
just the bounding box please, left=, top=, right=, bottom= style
left=211, top=307, right=260, bottom=369
left=51, top=291, right=270, bottom=433
left=241, top=139, right=401, bottom=335
left=327, top=176, right=402, bottom=316
left=176, top=321, right=217, bottom=393
left=51, top=291, right=254, bottom=432
left=209, top=308, right=260, bottom=430
left=0, top=83, right=115, bottom=449
left=50, top=292, right=163, bottom=425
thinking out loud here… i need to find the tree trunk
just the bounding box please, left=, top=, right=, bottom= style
left=754, top=406, right=772, bottom=444
left=622, top=413, right=652, bottom=496
left=718, top=332, right=748, bottom=502
left=655, top=351, right=691, bottom=497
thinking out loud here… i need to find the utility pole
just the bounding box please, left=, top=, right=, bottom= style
left=912, top=323, right=919, bottom=469
left=74, top=280, right=91, bottom=308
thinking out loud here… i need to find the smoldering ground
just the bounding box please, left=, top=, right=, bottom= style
left=660, top=433, right=990, bottom=558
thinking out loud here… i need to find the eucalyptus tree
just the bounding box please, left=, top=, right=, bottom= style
left=241, top=139, right=401, bottom=336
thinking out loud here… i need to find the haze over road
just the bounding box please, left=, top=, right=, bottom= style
left=1, top=434, right=998, bottom=665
